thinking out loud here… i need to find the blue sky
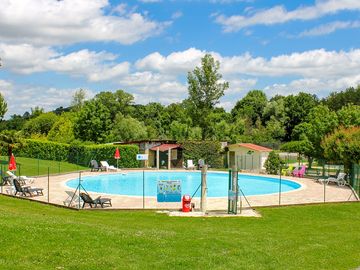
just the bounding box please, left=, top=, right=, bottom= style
left=0, top=0, right=360, bottom=116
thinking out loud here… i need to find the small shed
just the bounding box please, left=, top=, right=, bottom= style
left=227, top=143, right=272, bottom=172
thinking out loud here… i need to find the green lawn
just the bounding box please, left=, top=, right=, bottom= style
left=0, top=156, right=88, bottom=176
left=0, top=197, right=360, bottom=269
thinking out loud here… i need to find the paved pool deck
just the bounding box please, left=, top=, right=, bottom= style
left=1, top=169, right=358, bottom=210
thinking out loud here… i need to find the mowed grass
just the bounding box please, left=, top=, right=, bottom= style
left=1, top=197, right=360, bottom=270
left=0, top=156, right=88, bottom=176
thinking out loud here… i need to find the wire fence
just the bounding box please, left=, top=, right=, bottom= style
left=0, top=156, right=358, bottom=212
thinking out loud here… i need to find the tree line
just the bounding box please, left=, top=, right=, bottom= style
left=0, top=54, right=359, bottom=166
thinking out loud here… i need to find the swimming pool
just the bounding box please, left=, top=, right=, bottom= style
left=66, top=171, right=301, bottom=197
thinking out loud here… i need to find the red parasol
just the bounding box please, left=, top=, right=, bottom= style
left=114, top=148, right=120, bottom=169
left=114, top=148, right=120, bottom=159
left=8, top=153, right=17, bottom=171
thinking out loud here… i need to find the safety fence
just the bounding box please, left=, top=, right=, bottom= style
left=1, top=162, right=358, bottom=212
left=350, top=164, right=360, bottom=197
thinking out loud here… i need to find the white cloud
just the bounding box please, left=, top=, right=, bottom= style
left=0, top=44, right=129, bottom=81
left=0, top=0, right=168, bottom=46
left=2, top=47, right=360, bottom=115
left=264, top=75, right=360, bottom=97
left=0, top=82, right=96, bottom=117
left=220, top=49, right=360, bottom=78
left=215, top=0, right=360, bottom=32
left=172, top=11, right=183, bottom=19
left=299, top=20, right=360, bottom=37
left=135, top=48, right=207, bottom=74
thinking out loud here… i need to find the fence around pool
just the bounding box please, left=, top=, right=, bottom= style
left=0, top=157, right=359, bottom=211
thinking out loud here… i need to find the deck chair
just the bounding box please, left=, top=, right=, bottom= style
left=187, top=160, right=195, bottom=170
left=1, top=176, right=12, bottom=186
left=63, top=190, right=83, bottom=208
left=6, top=171, right=35, bottom=185
left=13, top=179, right=43, bottom=197
left=296, top=165, right=306, bottom=178
left=79, top=192, right=112, bottom=208
left=100, top=161, right=117, bottom=172
left=325, top=173, right=347, bottom=186
left=281, top=165, right=294, bottom=176
left=90, top=160, right=103, bottom=172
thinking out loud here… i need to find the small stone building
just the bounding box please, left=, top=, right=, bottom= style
left=227, top=143, right=272, bottom=172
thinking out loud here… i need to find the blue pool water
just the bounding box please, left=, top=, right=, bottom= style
left=66, top=172, right=301, bottom=197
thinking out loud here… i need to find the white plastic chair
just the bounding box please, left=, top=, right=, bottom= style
left=100, top=161, right=117, bottom=172
left=187, top=160, right=195, bottom=170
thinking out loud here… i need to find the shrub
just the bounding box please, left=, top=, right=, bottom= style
left=264, top=151, right=283, bottom=175
left=181, top=140, right=223, bottom=168
left=11, top=139, right=139, bottom=168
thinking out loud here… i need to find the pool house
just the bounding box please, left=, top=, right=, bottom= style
left=227, top=143, right=272, bottom=172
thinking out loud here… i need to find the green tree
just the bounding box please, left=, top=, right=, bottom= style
left=73, top=99, right=112, bottom=143
left=109, top=113, right=147, bottom=142
left=94, top=90, right=134, bottom=120
left=0, top=130, right=24, bottom=158
left=283, top=92, right=318, bottom=141
left=232, top=90, right=268, bottom=125
left=0, top=114, right=26, bottom=131
left=321, top=126, right=360, bottom=173
left=292, top=105, right=338, bottom=162
left=281, top=140, right=314, bottom=166
left=262, top=96, right=286, bottom=124
left=22, top=112, right=58, bottom=136
left=30, top=106, right=44, bottom=118
left=141, top=103, right=169, bottom=138
left=0, top=92, right=7, bottom=120
left=322, top=85, right=360, bottom=111
left=71, top=89, right=87, bottom=112
left=186, top=54, right=229, bottom=139
left=337, top=104, right=360, bottom=127
left=205, top=110, right=232, bottom=140
left=47, top=113, right=75, bottom=143
left=169, top=121, right=188, bottom=140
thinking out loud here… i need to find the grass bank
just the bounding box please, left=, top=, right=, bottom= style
left=0, top=196, right=359, bottom=269
left=0, top=156, right=88, bottom=176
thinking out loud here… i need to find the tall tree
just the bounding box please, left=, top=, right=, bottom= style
left=94, top=90, right=134, bottom=119
left=186, top=54, right=229, bottom=139
left=322, top=85, right=360, bottom=111
left=108, top=113, right=147, bottom=142
left=337, top=104, right=360, bottom=127
left=232, top=90, right=268, bottom=125
left=22, top=112, right=58, bottom=136
left=322, top=126, right=360, bottom=173
left=0, top=92, right=7, bottom=120
left=73, top=99, right=112, bottom=143
left=71, top=89, right=87, bottom=112
left=283, top=92, right=318, bottom=141
left=292, top=105, right=338, bottom=162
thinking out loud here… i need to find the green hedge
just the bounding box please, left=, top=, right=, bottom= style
left=181, top=140, right=223, bottom=168
left=11, top=139, right=139, bottom=168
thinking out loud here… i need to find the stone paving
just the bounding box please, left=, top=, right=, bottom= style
left=1, top=169, right=358, bottom=210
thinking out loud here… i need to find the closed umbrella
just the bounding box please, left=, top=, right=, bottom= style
left=114, top=148, right=120, bottom=168
left=8, top=153, right=16, bottom=171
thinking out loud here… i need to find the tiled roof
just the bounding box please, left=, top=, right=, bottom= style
left=150, top=144, right=182, bottom=152
left=235, top=143, right=272, bottom=152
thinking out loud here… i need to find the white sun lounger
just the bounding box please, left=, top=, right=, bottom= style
left=6, top=171, right=35, bottom=184
left=100, top=161, right=117, bottom=172
left=318, top=172, right=347, bottom=186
